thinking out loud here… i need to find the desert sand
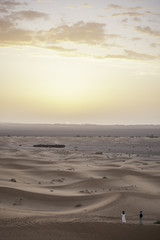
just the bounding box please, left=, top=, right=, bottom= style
left=0, top=125, right=160, bottom=239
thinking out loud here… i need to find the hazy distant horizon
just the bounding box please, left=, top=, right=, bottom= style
left=1, top=121, right=160, bottom=126
left=1, top=122, right=160, bottom=137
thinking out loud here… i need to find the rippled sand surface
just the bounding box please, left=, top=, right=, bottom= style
left=0, top=134, right=160, bottom=239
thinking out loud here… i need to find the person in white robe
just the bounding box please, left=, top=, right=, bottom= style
left=121, top=211, right=126, bottom=223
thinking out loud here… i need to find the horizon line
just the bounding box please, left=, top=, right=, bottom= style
left=0, top=122, right=160, bottom=126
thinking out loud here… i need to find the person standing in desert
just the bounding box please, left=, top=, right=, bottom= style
left=121, top=211, right=126, bottom=223
left=139, top=211, right=143, bottom=224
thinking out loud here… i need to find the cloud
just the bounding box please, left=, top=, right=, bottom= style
left=0, top=18, right=32, bottom=45
left=80, top=3, right=91, bottom=8
left=106, top=34, right=119, bottom=39
left=36, top=0, right=51, bottom=2
left=150, top=42, right=160, bottom=48
left=106, top=4, right=150, bottom=19
left=0, top=7, right=8, bottom=13
left=0, top=19, right=106, bottom=47
left=132, top=37, right=141, bottom=41
left=122, top=18, right=128, bottom=23
left=45, top=45, right=81, bottom=58
left=107, top=4, right=159, bottom=20
left=95, top=49, right=157, bottom=61
left=133, top=17, right=141, bottom=22
left=145, top=10, right=160, bottom=17
left=67, top=3, right=92, bottom=10
left=106, top=4, right=122, bottom=10
left=106, top=4, right=143, bottom=11
left=0, top=0, right=23, bottom=8
left=67, top=6, right=75, bottom=9
left=10, top=10, right=49, bottom=21
left=136, top=26, right=160, bottom=37
left=0, top=18, right=13, bottom=30
left=0, top=0, right=27, bottom=12
left=0, top=0, right=27, bottom=15
left=124, top=49, right=156, bottom=60
left=112, top=12, right=143, bottom=18
left=128, top=7, right=143, bottom=11
left=97, top=15, right=105, bottom=19
left=46, top=45, right=76, bottom=53
left=37, top=21, right=106, bottom=45
left=122, top=16, right=141, bottom=24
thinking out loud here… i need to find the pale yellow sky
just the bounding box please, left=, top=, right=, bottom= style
left=0, top=0, right=160, bottom=124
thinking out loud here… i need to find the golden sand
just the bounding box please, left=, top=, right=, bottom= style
left=0, top=134, right=160, bottom=239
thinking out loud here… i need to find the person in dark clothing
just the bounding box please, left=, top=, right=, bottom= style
left=139, top=211, right=143, bottom=224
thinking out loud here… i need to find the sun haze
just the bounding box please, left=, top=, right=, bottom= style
left=0, top=0, right=160, bottom=124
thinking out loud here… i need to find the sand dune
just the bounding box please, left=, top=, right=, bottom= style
left=0, top=134, right=160, bottom=239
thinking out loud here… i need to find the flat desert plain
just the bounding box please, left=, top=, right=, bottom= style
left=0, top=125, right=160, bottom=239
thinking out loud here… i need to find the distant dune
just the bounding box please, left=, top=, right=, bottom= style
left=0, top=123, right=160, bottom=137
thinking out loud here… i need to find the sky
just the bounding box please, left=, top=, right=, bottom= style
left=0, top=0, right=160, bottom=125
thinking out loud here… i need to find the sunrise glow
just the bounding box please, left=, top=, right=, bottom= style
left=0, top=0, right=160, bottom=124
